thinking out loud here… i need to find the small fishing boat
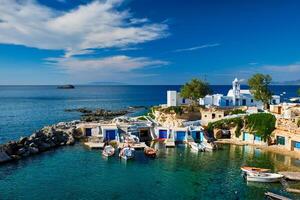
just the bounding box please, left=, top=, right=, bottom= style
left=119, top=146, right=135, bottom=160
left=144, top=147, right=157, bottom=158
left=290, top=97, right=300, bottom=103
left=246, top=172, right=284, bottom=183
left=190, top=142, right=206, bottom=152
left=241, top=166, right=271, bottom=174
left=102, top=145, right=115, bottom=157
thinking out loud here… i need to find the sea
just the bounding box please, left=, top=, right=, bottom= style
left=0, top=85, right=300, bottom=200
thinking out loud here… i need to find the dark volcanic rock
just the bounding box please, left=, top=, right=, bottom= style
left=0, top=121, right=79, bottom=165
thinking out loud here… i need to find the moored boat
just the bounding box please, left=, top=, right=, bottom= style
left=190, top=142, right=206, bottom=152
left=119, top=146, right=135, bottom=160
left=144, top=147, right=157, bottom=158
left=246, top=172, right=284, bottom=183
left=241, top=166, right=271, bottom=174
left=102, top=145, right=115, bottom=157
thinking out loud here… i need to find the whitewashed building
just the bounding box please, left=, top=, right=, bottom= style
left=167, top=78, right=280, bottom=108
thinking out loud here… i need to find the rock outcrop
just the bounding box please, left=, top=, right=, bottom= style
left=65, top=107, right=145, bottom=122
left=0, top=121, right=79, bottom=164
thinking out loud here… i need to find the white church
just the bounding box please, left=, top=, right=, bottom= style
left=167, top=78, right=280, bottom=108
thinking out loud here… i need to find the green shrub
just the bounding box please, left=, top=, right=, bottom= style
left=137, top=116, right=147, bottom=121
left=164, top=106, right=183, bottom=115
left=297, top=119, right=300, bottom=128
left=244, top=113, right=276, bottom=141
left=207, top=117, right=244, bottom=137
left=230, top=109, right=246, bottom=115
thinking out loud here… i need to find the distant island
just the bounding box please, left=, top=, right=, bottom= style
left=57, top=85, right=75, bottom=89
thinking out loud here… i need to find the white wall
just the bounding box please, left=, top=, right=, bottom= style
left=167, top=91, right=177, bottom=107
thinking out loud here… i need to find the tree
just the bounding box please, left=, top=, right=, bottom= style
left=180, top=78, right=212, bottom=105
left=248, top=74, right=272, bottom=109
left=297, top=88, right=300, bottom=96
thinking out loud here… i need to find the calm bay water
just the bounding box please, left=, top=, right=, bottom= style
left=0, top=85, right=300, bottom=200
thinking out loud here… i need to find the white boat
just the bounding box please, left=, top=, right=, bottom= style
left=290, top=97, right=300, bottom=103
left=202, top=142, right=215, bottom=151
left=119, top=146, right=135, bottom=160
left=190, top=142, right=205, bottom=152
left=102, top=145, right=115, bottom=157
left=246, top=172, right=284, bottom=183
left=241, top=166, right=271, bottom=174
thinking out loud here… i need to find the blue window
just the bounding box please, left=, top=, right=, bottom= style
left=277, top=136, right=285, bottom=145
left=182, top=98, right=186, bottom=104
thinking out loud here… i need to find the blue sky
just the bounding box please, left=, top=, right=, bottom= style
left=0, top=0, right=300, bottom=85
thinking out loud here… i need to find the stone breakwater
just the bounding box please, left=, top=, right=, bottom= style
left=0, top=121, right=81, bottom=164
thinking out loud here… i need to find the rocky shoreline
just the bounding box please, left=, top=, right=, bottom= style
left=65, top=106, right=148, bottom=122
left=0, top=121, right=81, bottom=164
left=0, top=106, right=148, bottom=164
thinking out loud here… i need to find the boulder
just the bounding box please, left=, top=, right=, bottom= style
left=17, top=147, right=27, bottom=156
left=3, top=141, right=19, bottom=155
left=0, top=149, right=12, bottom=163
left=19, top=136, right=28, bottom=145
left=66, top=135, right=75, bottom=145
left=38, top=142, right=51, bottom=152
left=29, top=147, right=39, bottom=154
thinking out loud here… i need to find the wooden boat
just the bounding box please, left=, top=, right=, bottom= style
left=144, top=147, right=157, bottom=158
left=241, top=166, right=271, bottom=174
left=246, top=172, right=284, bottom=183
left=102, top=145, right=115, bottom=157
left=119, top=146, right=135, bottom=160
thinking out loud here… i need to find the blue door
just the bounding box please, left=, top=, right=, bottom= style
left=243, top=132, right=251, bottom=141
left=200, top=131, right=204, bottom=142
left=159, top=130, right=168, bottom=139
left=106, top=130, right=116, bottom=141
left=294, top=141, right=300, bottom=149
left=86, top=128, right=92, bottom=136
left=192, top=131, right=200, bottom=140
left=176, top=131, right=186, bottom=141
left=254, top=135, right=261, bottom=141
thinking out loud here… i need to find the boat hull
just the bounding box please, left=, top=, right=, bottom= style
left=246, top=173, right=284, bottom=183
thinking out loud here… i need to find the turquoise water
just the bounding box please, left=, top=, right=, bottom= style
left=1, top=85, right=300, bottom=200
left=1, top=143, right=300, bottom=200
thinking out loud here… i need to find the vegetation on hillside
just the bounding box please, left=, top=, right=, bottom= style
left=297, top=88, right=300, bottom=96
left=248, top=74, right=273, bottom=109
left=244, top=113, right=276, bottom=141
left=180, top=78, right=212, bottom=105
left=225, top=109, right=246, bottom=115
left=207, top=117, right=244, bottom=137
left=207, top=113, right=276, bottom=140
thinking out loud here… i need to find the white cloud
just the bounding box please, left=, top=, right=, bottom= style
left=173, top=43, right=220, bottom=53
left=263, top=63, right=300, bottom=73
left=0, top=0, right=168, bottom=57
left=45, top=55, right=169, bottom=81
left=47, top=55, right=168, bottom=72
